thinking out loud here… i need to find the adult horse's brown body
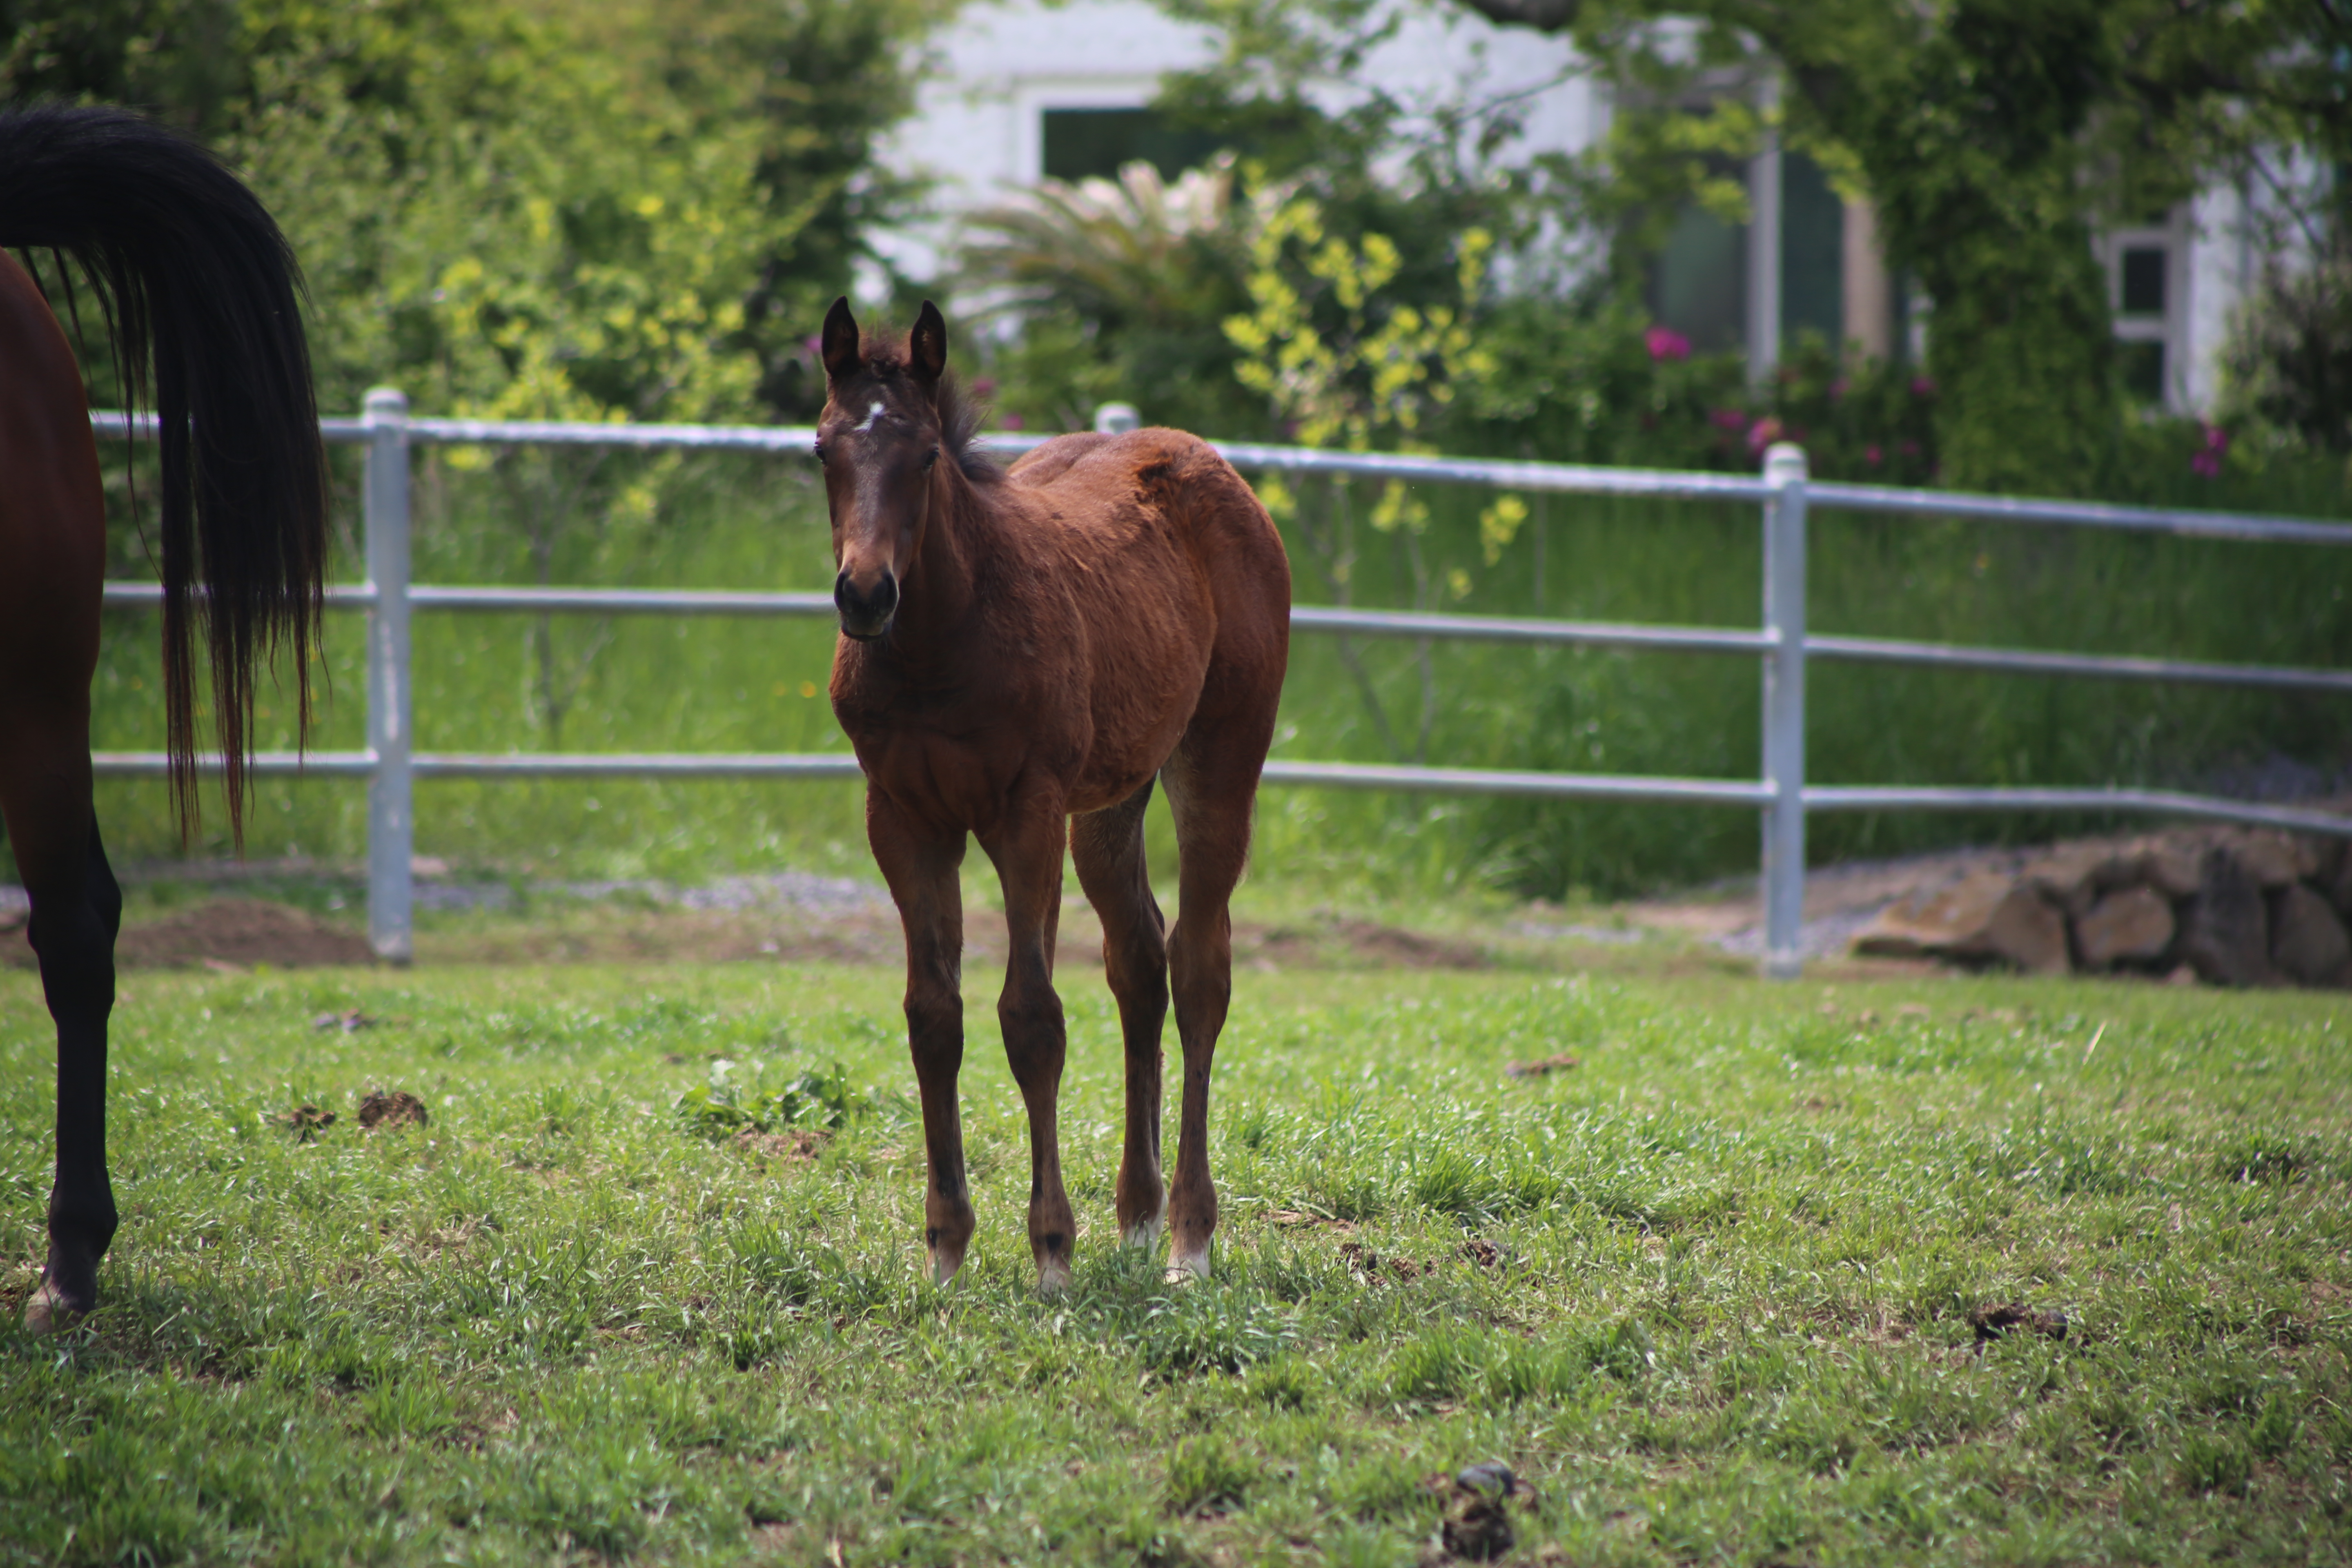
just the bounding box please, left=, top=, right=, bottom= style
left=0, top=106, right=326, bottom=1330
left=817, top=298, right=1288, bottom=1290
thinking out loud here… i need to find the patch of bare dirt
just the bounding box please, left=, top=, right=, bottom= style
left=281, top=1104, right=336, bottom=1140
left=733, top=1127, right=830, bottom=1164
left=1503, top=1053, right=1579, bottom=1078
left=357, top=1090, right=429, bottom=1131
left=402, top=898, right=1499, bottom=972
left=1243, top=918, right=1489, bottom=971
left=0, top=898, right=374, bottom=971
left=1968, top=1302, right=2069, bottom=1345
left=1339, top=1240, right=1432, bottom=1283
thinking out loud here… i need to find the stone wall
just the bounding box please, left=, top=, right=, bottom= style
left=1853, top=826, right=2352, bottom=987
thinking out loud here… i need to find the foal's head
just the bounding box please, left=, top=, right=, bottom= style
left=815, top=296, right=989, bottom=641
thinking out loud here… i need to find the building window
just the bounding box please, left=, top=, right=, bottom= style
left=1040, top=108, right=1227, bottom=185
left=2119, top=246, right=2167, bottom=317
left=2103, top=211, right=2185, bottom=408
left=1646, top=150, right=1846, bottom=357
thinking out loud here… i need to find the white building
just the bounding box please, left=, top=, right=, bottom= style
left=878, top=0, right=2255, bottom=414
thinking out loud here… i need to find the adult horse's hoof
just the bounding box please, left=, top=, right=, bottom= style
left=1166, top=1248, right=1211, bottom=1285
left=1120, top=1216, right=1163, bottom=1253
left=22, top=1274, right=88, bottom=1336
left=1036, top=1257, right=1074, bottom=1296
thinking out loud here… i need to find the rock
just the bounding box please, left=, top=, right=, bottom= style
left=2136, top=836, right=2208, bottom=899
left=1853, top=871, right=2012, bottom=958
left=2180, top=850, right=2273, bottom=987
left=1979, top=886, right=2072, bottom=973
left=2328, top=844, right=2352, bottom=921
left=2075, top=884, right=2175, bottom=969
left=2216, top=829, right=2312, bottom=889
left=2270, top=884, right=2352, bottom=986
left=1853, top=874, right=2069, bottom=972
left=2018, top=845, right=2129, bottom=918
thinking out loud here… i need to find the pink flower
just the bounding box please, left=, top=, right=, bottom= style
left=971, top=377, right=997, bottom=398
left=2191, top=425, right=2228, bottom=477
left=1645, top=325, right=1691, bottom=362
left=1000, top=412, right=1025, bottom=431
left=1708, top=408, right=1747, bottom=432
left=1909, top=376, right=1937, bottom=397
left=1746, top=416, right=1784, bottom=454
left=1864, top=445, right=1882, bottom=466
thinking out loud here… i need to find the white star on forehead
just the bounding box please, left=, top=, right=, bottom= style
left=853, top=401, right=886, bottom=433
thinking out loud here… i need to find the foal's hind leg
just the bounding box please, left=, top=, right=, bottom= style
left=1160, top=733, right=1264, bottom=1282
left=0, top=719, right=121, bottom=1332
left=1071, top=780, right=1168, bottom=1250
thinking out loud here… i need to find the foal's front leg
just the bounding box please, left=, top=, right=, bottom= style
left=867, top=799, right=975, bottom=1284
left=981, top=800, right=1078, bottom=1294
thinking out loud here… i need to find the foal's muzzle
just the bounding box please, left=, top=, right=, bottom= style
left=835, top=568, right=899, bottom=641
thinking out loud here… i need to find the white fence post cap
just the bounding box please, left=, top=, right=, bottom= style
left=1093, top=402, right=1140, bottom=435
left=1764, top=441, right=1807, bottom=483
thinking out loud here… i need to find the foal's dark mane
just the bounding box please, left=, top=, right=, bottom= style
left=856, top=330, right=1001, bottom=484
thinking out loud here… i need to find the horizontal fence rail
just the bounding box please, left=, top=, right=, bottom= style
left=89, top=394, right=2352, bottom=973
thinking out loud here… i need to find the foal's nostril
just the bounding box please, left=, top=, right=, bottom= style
left=834, top=568, right=899, bottom=636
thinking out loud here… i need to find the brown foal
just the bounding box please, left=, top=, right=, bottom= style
left=817, top=298, right=1289, bottom=1291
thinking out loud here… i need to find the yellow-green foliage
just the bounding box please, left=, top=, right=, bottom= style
left=228, top=0, right=780, bottom=426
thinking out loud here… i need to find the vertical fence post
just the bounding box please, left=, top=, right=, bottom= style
left=364, top=388, right=413, bottom=964
left=1760, top=442, right=1808, bottom=980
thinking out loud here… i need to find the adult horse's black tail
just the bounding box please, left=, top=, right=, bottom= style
left=0, top=103, right=326, bottom=841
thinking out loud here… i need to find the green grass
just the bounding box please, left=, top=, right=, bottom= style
left=2, top=959, right=2348, bottom=1563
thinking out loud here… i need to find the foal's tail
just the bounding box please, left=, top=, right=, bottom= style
left=0, top=103, right=326, bottom=842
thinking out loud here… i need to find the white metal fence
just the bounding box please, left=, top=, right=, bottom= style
left=91, top=390, right=2352, bottom=977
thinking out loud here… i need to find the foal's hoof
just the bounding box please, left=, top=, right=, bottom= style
left=22, top=1274, right=89, bottom=1336
left=1036, top=1257, right=1074, bottom=1297
left=1120, top=1217, right=1163, bottom=1253
left=928, top=1249, right=966, bottom=1288
left=1165, top=1247, right=1211, bottom=1285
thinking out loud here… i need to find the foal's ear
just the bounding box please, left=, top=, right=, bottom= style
left=910, top=300, right=948, bottom=383
left=821, top=296, right=861, bottom=383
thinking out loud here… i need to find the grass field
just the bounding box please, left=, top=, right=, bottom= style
left=1, top=954, right=2346, bottom=1564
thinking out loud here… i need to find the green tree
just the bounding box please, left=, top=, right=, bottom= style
left=1457, top=0, right=2352, bottom=494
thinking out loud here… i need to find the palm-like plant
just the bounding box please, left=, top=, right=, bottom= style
left=957, top=155, right=1248, bottom=335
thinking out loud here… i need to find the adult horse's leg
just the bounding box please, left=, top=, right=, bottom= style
left=866, top=795, right=976, bottom=1284
left=1070, top=780, right=1169, bottom=1250
left=0, top=716, right=121, bottom=1332
left=979, top=800, right=1078, bottom=1293
left=1160, top=733, right=1263, bottom=1282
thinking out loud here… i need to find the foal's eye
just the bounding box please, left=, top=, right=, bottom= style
left=812, top=441, right=828, bottom=463
left=922, top=446, right=940, bottom=470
